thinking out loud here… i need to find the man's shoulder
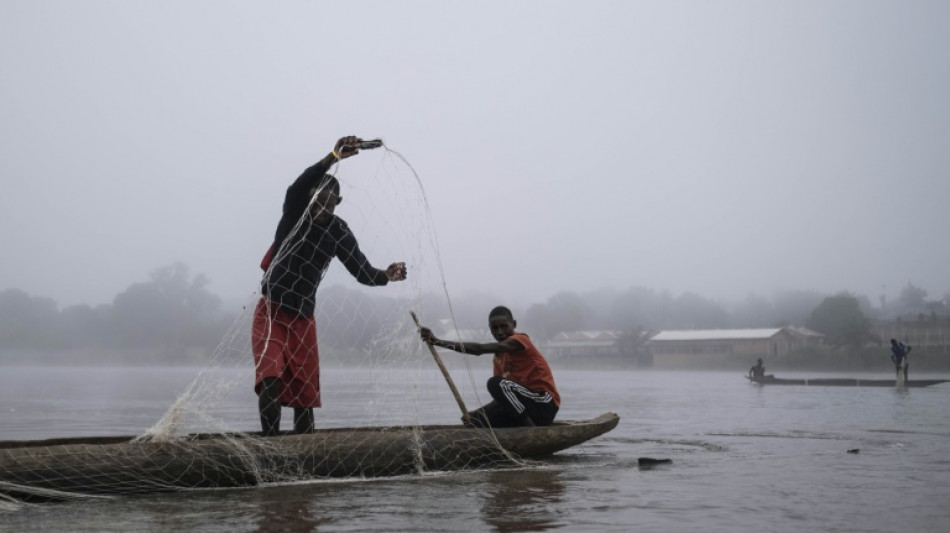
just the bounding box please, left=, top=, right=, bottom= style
left=511, top=333, right=543, bottom=353
left=326, top=216, right=352, bottom=236
left=511, top=332, right=532, bottom=343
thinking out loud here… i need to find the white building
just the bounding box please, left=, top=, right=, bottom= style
left=646, top=327, right=823, bottom=368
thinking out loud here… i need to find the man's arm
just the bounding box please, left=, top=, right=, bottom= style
left=285, top=136, right=362, bottom=204
left=273, top=136, right=364, bottom=247
left=418, top=327, right=524, bottom=355
left=334, top=221, right=406, bottom=286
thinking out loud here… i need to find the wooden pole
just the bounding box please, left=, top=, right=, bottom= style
left=410, top=311, right=471, bottom=424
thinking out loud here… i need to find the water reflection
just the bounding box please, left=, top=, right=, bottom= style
left=104, top=486, right=334, bottom=532
left=249, top=485, right=331, bottom=533
left=480, top=468, right=565, bottom=532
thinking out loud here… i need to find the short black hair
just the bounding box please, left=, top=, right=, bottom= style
left=488, top=306, right=514, bottom=321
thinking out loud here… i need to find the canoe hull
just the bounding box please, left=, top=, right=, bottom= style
left=746, top=376, right=948, bottom=388
left=0, top=413, right=619, bottom=498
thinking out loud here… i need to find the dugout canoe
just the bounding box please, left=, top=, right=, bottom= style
left=0, top=412, right=618, bottom=500
left=746, top=376, right=949, bottom=387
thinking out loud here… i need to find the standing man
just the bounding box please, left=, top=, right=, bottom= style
left=253, top=135, right=407, bottom=436
left=890, top=338, right=912, bottom=382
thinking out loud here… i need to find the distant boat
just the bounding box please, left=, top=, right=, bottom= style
left=0, top=412, right=619, bottom=500
left=746, top=375, right=949, bottom=388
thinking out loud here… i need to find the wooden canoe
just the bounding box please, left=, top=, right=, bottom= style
left=0, top=412, right=619, bottom=499
left=746, top=376, right=949, bottom=387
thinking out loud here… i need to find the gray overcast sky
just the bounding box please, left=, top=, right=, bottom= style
left=2, top=1, right=948, bottom=310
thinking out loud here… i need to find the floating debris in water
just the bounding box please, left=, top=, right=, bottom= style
left=847, top=449, right=860, bottom=454
left=638, top=457, right=672, bottom=468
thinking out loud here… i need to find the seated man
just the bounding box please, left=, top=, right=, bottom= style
left=749, top=358, right=766, bottom=378
left=418, top=306, right=559, bottom=428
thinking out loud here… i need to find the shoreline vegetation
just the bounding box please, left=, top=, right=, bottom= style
left=3, top=346, right=950, bottom=374
left=3, top=264, right=948, bottom=372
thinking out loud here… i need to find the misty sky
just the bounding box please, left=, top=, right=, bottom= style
left=2, top=1, right=948, bottom=311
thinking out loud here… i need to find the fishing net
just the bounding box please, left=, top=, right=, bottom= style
left=0, top=142, right=529, bottom=503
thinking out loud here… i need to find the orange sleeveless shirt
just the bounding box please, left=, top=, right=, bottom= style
left=492, top=333, right=560, bottom=407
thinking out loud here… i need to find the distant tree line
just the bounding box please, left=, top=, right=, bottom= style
left=0, top=263, right=230, bottom=364
left=2, top=262, right=947, bottom=366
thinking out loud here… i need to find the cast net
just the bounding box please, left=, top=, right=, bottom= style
left=0, top=142, right=528, bottom=504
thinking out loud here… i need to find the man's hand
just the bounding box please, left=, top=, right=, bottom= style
left=419, top=326, right=437, bottom=345
left=386, top=262, right=407, bottom=282
left=334, top=135, right=361, bottom=159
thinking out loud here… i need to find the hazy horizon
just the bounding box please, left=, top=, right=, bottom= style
left=3, top=1, right=948, bottom=310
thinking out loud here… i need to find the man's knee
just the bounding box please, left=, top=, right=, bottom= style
left=486, top=376, right=504, bottom=398
left=259, top=376, right=282, bottom=398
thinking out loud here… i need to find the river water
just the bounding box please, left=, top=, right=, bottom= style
left=1, top=366, right=949, bottom=532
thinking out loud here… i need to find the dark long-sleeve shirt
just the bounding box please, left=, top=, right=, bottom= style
left=891, top=342, right=910, bottom=364
left=261, top=159, right=389, bottom=318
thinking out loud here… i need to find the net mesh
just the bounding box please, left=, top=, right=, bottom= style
left=0, top=143, right=527, bottom=503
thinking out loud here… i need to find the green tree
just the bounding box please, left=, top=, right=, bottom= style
left=770, top=290, right=826, bottom=327
left=524, top=302, right=554, bottom=341
left=608, top=286, right=667, bottom=330
left=807, top=293, right=872, bottom=349
left=523, top=291, right=589, bottom=342
left=59, top=303, right=111, bottom=349
left=729, top=293, right=775, bottom=328
left=617, top=325, right=652, bottom=367
left=111, top=263, right=222, bottom=356
left=897, top=282, right=927, bottom=311
left=670, top=291, right=730, bottom=328
left=0, top=289, right=61, bottom=349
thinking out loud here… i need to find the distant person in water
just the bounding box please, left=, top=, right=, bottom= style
left=749, top=358, right=766, bottom=379
left=890, top=339, right=912, bottom=380
left=252, top=135, right=407, bottom=437
left=418, top=306, right=560, bottom=428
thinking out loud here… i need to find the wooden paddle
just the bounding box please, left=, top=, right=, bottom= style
left=410, top=311, right=471, bottom=425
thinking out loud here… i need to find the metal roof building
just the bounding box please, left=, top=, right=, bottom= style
left=646, top=327, right=823, bottom=369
